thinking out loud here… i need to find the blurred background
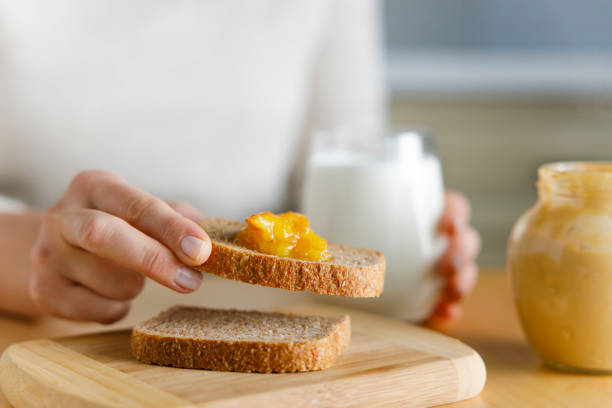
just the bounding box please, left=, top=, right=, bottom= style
left=382, top=0, right=612, bottom=265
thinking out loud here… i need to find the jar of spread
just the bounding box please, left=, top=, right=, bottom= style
left=508, top=162, right=612, bottom=373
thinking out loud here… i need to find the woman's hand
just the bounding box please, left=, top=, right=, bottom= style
left=428, top=190, right=481, bottom=325
left=29, top=170, right=211, bottom=323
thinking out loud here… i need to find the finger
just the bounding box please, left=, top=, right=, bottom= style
left=168, top=201, right=205, bottom=224
left=438, top=190, right=472, bottom=234
left=451, top=226, right=481, bottom=268
left=444, top=262, right=479, bottom=302
left=60, top=247, right=146, bottom=301
left=436, top=302, right=462, bottom=320
left=30, top=274, right=130, bottom=324
left=62, top=170, right=127, bottom=208
left=425, top=301, right=462, bottom=327
left=437, top=225, right=481, bottom=276
left=59, top=209, right=204, bottom=293
left=66, top=171, right=211, bottom=265
left=94, top=183, right=211, bottom=265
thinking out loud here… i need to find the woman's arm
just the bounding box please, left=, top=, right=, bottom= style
left=0, top=212, right=43, bottom=317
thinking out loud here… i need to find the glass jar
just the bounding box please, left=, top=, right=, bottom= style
left=508, top=162, right=612, bottom=373
left=300, top=127, right=446, bottom=322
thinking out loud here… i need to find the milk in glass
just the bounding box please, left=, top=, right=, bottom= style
left=301, top=130, right=445, bottom=321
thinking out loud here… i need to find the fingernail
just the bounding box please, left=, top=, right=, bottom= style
left=181, top=236, right=207, bottom=261
left=174, top=267, right=203, bottom=291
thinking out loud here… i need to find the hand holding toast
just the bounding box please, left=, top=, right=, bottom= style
left=28, top=170, right=211, bottom=323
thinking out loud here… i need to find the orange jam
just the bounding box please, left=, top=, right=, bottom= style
left=234, top=211, right=331, bottom=261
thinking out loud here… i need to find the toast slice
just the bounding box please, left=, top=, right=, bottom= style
left=131, top=306, right=351, bottom=373
left=194, top=218, right=385, bottom=297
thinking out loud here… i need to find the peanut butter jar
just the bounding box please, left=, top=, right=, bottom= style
left=508, top=162, right=612, bottom=373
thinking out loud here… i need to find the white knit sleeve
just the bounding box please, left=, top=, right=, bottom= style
left=0, top=194, right=27, bottom=213
left=0, top=51, right=25, bottom=213
left=288, top=0, right=388, bottom=206
left=308, top=0, right=388, bottom=130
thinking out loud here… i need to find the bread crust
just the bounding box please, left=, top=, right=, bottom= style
left=194, top=218, right=385, bottom=297
left=130, top=308, right=351, bottom=373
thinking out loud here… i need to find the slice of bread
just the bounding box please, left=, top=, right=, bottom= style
left=131, top=306, right=351, bottom=373
left=193, top=218, right=385, bottom=297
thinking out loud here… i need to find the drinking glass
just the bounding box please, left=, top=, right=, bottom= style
left=300, top=127, right=446, bottom=321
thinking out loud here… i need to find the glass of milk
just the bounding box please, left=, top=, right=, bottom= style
left=300, top=127, right=446, bottom=322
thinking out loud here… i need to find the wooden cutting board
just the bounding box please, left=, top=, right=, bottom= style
left=0, top=304, right=485, bottom=408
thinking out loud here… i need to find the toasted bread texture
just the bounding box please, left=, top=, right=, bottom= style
left=193, top=218, right=385, bottom=297
left=131, top=306, right=351, bottom=373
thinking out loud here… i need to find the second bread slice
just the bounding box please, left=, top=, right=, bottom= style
left=131, top=306, right=351, bottom=373
left=194, top=218, right=385, bottom=297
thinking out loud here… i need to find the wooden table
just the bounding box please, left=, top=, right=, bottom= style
left=1, top=268, right=612, bottom=407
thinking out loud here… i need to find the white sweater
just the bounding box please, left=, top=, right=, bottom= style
left=0, top=0, right=386, bottom=218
